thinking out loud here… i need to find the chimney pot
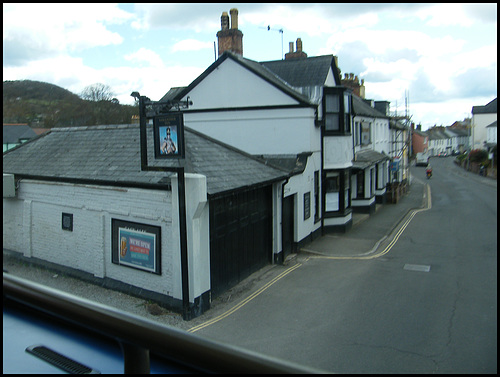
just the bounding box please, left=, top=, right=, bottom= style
left=296, top=38, right=302, bottom=52
left=230, top=8, right=238, bottom=29
left=221, top=12, right=229, bottom=30
left=289, top=42, right=294, bottom=53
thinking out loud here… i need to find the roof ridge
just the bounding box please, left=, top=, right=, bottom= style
left=51, top=124, right=137, bottom=132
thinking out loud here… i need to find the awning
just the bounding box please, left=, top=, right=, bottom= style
left=352, top=149, right=390, bottom=170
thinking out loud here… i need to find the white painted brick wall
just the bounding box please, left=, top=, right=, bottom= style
left=3, top=179, right=181, bottom=299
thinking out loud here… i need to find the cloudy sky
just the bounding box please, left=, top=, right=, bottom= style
left=3, top=3, right=497, bottom=130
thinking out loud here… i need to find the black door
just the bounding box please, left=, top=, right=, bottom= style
left=209, top=186, right=272, bottom=298
left=282, top=194, right=295, bottom=262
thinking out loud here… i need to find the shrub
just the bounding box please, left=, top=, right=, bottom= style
left=469, top=149, right=489, bottom=163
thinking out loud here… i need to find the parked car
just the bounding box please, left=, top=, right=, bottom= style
left=438, top=152, right=448, bottom=157
left=416, top=152, right=429, bottom=166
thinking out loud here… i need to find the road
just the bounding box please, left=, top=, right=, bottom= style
left=190, top=157, right=497, bottom=373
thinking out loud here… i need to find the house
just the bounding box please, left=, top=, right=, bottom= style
left=163, top=8, right=416, bottom=245
left=447, top=127, right=470, bottom=153
left=486, top=121, right=497, bottom=148
left=471, top=98, right=497, bottom=150
left=3, top=123, right=45, bottom=152
left=350, top=96, right=391, bottom=212
left=411, top=125, right=429, bottom=155
left=162, top=17, right=356, bottom=259
left=3, top=124, right=288, bottom=318
left=427, top=127, right=449, bottom=156
left=389, top=118, right=410, bottom=184
left=421, top=123, right=471, bottom=156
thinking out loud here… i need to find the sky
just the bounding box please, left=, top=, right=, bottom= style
left=3, top=3, right=497, bottom=130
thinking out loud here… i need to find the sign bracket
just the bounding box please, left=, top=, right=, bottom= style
left=133, top=92, right=192, bottom=320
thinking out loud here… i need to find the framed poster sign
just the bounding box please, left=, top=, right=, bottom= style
left=112, top=219, right=161, bottom=274
left=153, top=113, right=185, bottom=159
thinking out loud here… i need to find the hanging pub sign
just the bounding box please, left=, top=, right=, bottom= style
left=112, top=219, right=161, bottom=274
left=153, top=112, right=185, bottom=159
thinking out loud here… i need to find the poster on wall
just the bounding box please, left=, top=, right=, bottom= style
left=153, top=112, right=185, bottom=159
left=112, top=219, right=161, bottom=274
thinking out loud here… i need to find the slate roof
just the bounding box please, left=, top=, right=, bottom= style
left=160, top=51, right=343, bottom=108
left=426, top=128, right=448, bottom=140
left=2, top=124, right=287, bottom=196
left=256, top=152, right=312, bottom=176
left=352, top=149, right=390, bottom=169
left=161, top=51, right=313, bottom=106
left=472, top=98, right=497, bottom=114
left=351, top=95, right=388, bottom=118
left=3, top=124, right=39, bottom=144
left=260, top=55, right=339, bottom=88
left=486, top=120, right=497, bottom=128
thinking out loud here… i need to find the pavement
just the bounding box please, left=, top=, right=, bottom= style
left=298, top=175, right=426, bottom=259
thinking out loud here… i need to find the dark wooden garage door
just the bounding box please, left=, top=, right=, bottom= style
left=209, top=186, right=272, bottom=298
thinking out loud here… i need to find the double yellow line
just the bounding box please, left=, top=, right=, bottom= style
left=308, top=183, right=432, bottom=261
left=188, top=263, right=302, bottom=333
left=188, top=184, right=431, bottom=333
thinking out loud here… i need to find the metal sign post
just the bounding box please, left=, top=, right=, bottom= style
left=134, top=92, right=193, bottom=320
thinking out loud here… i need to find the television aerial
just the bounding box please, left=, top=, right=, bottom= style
left=260, top=25, right=284, bottom=60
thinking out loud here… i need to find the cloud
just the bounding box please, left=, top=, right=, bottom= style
left=2, top=52, right=204, bottom=105
left=463, top=3, right=498, bottom=24
left=172, top=39, right=214, bottom=52
left=3, top=3, right=133, bottom=66
left=415, top=3, right=497, bottom=27
left=131, top=3, right=222, bottom=32
left=124, top=48, right=164, bottom=68
left=452, top=65, right=498, bottom=99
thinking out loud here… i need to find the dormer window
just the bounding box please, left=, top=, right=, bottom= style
left=323, top=87, right=351, bottom=134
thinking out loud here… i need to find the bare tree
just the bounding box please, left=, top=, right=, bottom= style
left=80, top=83, right=114, bottom=102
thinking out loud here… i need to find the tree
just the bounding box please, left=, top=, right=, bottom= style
left=80, top=83, right=114, bottom=102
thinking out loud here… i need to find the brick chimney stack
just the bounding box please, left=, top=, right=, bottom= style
left=341, top=72, right=366, bottom=99
left=217, top=8, right=243, bottom=57
left=285, top=38, right=308, bottom=60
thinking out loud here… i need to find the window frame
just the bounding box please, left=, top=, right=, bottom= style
left=323, top=170, right=351, bottom=215
left=322, top=87, right=352, bottom=135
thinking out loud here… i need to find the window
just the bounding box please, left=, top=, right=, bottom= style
left=325, top=94, right=340, bottom=131
left=357, top=171, right=364, bottom=198
left=354, top=121, right=360, bottom=146
left=325, top=171, right=350, bottom=213
left=62, top=213, right=73, bottom=232
left=323, top=88, right=351, bottom=134
left=361, top=122, right=371, bottom=145
left=344, top=93, right=351, bottom=133
left=304, top=192, right=311, bottom=220
left=325, top=173, right=339, bottom=212
left=314, top=171, right=320, bottom=222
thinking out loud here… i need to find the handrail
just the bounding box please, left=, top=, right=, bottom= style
left=3, top=273, right=322, bottom=374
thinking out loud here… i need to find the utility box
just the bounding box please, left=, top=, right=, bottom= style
left=3, top=174, right=16, bottom=197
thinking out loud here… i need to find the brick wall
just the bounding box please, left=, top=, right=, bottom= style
left=3, top=179, right=180, bottom=299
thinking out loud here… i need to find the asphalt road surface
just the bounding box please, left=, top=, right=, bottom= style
left=191, top=158, right=497, bottom=373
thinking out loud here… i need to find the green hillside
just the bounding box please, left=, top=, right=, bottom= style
left=3, top=80, right=138, bottom=128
